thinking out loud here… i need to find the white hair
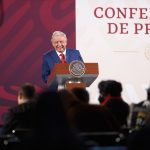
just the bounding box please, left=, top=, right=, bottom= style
left=51, top=31, right=67, bottom=39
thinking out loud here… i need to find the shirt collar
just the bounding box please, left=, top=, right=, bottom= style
left=56, top=49, right=66, bottom=56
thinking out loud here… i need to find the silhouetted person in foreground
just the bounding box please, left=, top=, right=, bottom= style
left=68, top=104, right=120, bottom=133
left=98, top=80, right=130, bottom=128
left=2, top=83, right=36, bottom=135
left=33, top=90, right=87, bottom=150
left=130, top=86, right=150, bottom=129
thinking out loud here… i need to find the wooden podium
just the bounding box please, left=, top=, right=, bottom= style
left=47, top=63, right=99, bottom=90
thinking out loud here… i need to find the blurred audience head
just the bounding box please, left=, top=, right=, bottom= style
left=98, top=80, right=123, bottom=104
left=17, top=83, right=36, bottom=104
left=71, top=88, right=89, bottom=104
left=58, top=89, right=79, bottom=111
left=104, top=80, right=122, bottom=97
left=98, top=80, right=112, bottom=103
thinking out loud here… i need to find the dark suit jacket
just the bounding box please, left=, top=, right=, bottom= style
left=42, top=49, right=83, bottom=91
left=2, top=102, right=36, bottom=135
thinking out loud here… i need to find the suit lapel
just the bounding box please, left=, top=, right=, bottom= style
left=66, top=49, right=71, bottom=63
left=51, top=50, right=61, bottom=63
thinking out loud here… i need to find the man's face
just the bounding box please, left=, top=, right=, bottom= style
left=51, top=35, right=67, bottom=53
